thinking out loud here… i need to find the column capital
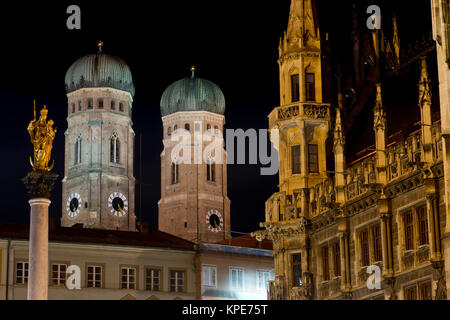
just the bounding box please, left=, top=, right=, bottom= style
left=22, top=170, right=59, bottom=200
left=28, top=198, right=51, bottom=206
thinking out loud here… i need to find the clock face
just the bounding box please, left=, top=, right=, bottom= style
left=108, top=192, right=128, bottom=217
left=66, top=193, right=82, bottom=218
left=206, top=209, right=223, bottom=233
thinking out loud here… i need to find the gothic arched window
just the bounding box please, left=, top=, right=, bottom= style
left=171, top=160, right=179, bottom=185
left=110, top=133, right=121, bottom=164
left=206, top=157, right=215, bottom=182
left=74, top=136, right=82, bottom=165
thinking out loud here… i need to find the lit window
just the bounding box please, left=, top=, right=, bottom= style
left=87, top=265, right=103, bottom=288
left=256, top=270, right=272, bottom=291
left=145, top=268, right=161, bottom=291
left=78, top=101, right=82, bottom=111
left=170, top=270, right=185, bottom=293
left=51, top=263, right=67, bottom=286
left=121, top=267, right=136, bottom=289
left=168, top=127, right=172, bottom=137
left=230, top=268, right=244, bottom=290
left=202, top=266, right=217, bottom=287
left=214, top=126, right=219, bottom=135
left=15, top=261, right=28, bottom=284
left=207, top=124, right=211, bottom=132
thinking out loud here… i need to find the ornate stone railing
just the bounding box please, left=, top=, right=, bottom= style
left=269, top=102, right=331, bottom=125
left=268, top=276, right=287, bottom=300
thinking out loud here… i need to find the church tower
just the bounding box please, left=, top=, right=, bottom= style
left=272, top=0, right=330, bottom=197
left=158, top=68, right=231, bottom=243
left=259, top=0, right=330, bottom=297
left=61, top=42, right=137, bottom=231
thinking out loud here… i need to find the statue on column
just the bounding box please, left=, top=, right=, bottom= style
left=27, top=101, right=57, bottom=171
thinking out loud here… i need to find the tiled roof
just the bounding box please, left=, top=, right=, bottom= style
left=0, top=223, right=195, bottom=251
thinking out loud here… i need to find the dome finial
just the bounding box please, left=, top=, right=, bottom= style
left=97, top=40, right=104, bottom=53
left=190, top=66, right=196, bottom=78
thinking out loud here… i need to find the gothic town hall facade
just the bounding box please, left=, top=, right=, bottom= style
left=253, top=0, right=450, bottom=300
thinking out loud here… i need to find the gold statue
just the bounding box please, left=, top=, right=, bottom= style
left=27, top=100, right=57, bottom=171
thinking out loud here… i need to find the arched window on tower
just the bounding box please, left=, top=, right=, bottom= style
left=110, top=132, right=121, bottom=164
left=119, top=103, right=124, bottom=112
left=185, top=123, right=190, bottom=132
left=168, top=127, right=172, bottom=137
left=291, top=74, right=300, bottom=102
left=171, top=160, right=179, bottom=185
left=74, top=136, right=82, bottom=165
left=206, top=157, right=215, bottom=182
left=71, top=103, right=75, bottom=113
left=305, top=72, right=316, bottom=102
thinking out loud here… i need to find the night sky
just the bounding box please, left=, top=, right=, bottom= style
left=0, top=1, right=434, bottom=235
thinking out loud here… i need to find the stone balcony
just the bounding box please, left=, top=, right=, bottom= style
left=269, top=102, right=331, bottom=127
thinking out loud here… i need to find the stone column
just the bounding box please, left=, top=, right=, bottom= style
left=22, top=170, right=58, bottom=300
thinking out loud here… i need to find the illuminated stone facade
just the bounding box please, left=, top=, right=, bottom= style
left=254, top=0, right=449, bottom=300
left=61, top=50, right=137, bottom=231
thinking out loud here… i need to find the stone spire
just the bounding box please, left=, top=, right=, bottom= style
left=419, top=57, right=432, bottom=105
left=374, top=83, right=387, bottom=184
left=392, top=15, right=400, bottom=66
left=334, top=104, right=346, bottom=203
left=281, top=0, right=320, bottom=54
